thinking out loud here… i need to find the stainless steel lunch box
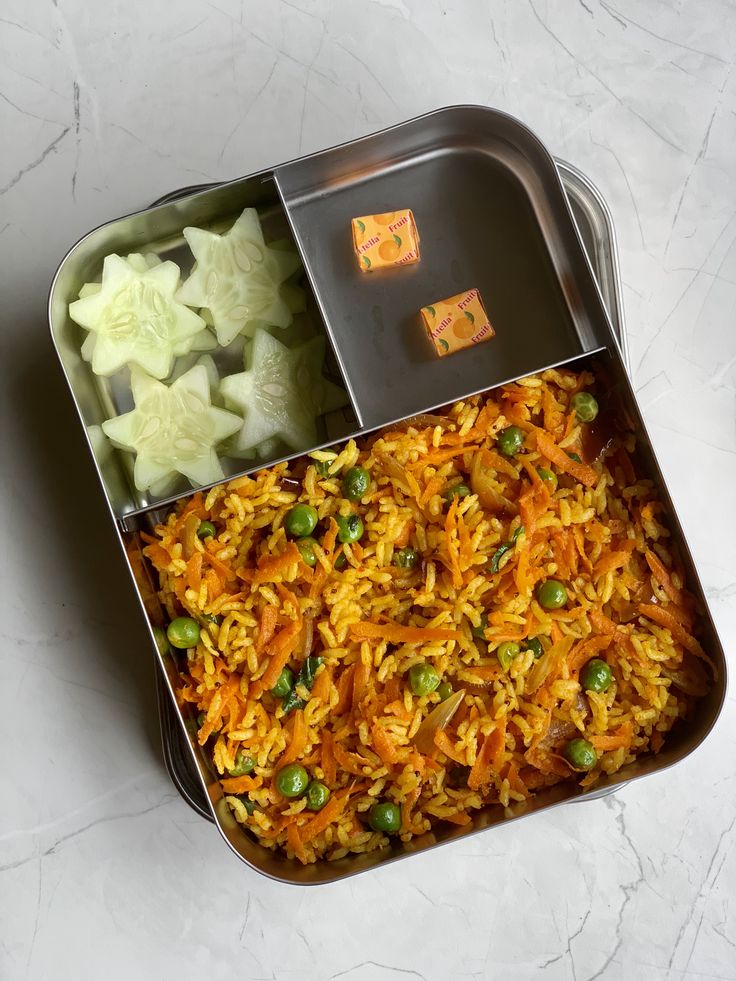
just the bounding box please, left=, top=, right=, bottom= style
left=49, top=107, right=727, bottom=884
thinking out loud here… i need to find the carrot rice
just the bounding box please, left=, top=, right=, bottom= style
left=145, top=368, right=710, bottom=864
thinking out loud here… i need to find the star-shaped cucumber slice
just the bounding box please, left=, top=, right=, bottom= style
left=219, top=329, right=347, bottom=457
left=102, top=365, right=241, bottom=492
left=175, top=208, right=302, bottom=347
left=69, top=254, right=207, bottom=379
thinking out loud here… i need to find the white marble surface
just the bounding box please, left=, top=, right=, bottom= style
left=2, top=1, right=735, bottom=978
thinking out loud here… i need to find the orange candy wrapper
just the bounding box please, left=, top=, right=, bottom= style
left=351, top=209, right=420, bottom=272
left=420, top=288, right=495, bottom=357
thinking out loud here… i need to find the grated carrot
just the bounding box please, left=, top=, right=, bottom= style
left=372, top=722, right=399, bottom=766
left=144, top=543, right=171, bottom=568
left=287, top=821, right=308, bottom=864
left=257, top=604, right=279, bottom=652
left=593, top=547, right=635, bottom=577
left=254, top=542, right=301, bottom=584
left=311, top=664, right=332, bottom=704
left=299, top=790, right=350, bottom=844
left=394, top=519, right=415, bottom=547
left=220, top=774, right=262, bottom=793
left=186, top=551, right=203, bottom=592
left=505, top=760, right=528, bottom=796
left=433, top=729, right=466, bottom=765
left=281, top=709, right=307, bottom=764
left=589, top=609, right=617, bottom=635
left=401, top=787, right=421, bottom=830
left=334, top=665, right=355, bottom=715
left=644, top=549, right=685, bottom=607
left=203, top=549, right=234, bottom=581
left=569, top=634, right=614, bottom=673
left=419, top=444, right=481, bottom=467
left=589, top=722, right=633, bottom=752
left=468, top=720, right=506, bottom=791
left=534, top=430, right=598, bottom=488
left=419, top=475, right=445, bottom=506
left=332, top=741, right=367, bottom=776
left=259, top=620, right=302, bottom=690
left=198, top=675, right=240, bottom=744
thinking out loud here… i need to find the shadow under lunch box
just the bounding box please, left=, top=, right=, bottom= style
left=49, top=106, right=727, bottom=884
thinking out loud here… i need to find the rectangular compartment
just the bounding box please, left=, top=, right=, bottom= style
left=49, top=174, right=357, bottom=519
left=129, top=345, right=726, bottom=886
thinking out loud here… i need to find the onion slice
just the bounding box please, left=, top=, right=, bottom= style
left=412, top=689, right=466, bottom=755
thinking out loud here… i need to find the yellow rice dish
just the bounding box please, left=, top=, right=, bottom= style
left=145, top=368, right=711, bottom=864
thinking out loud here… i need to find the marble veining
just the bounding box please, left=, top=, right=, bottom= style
left=2, top=1, right=735, bottom=979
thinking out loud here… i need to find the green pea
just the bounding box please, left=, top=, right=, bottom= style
left=236, top=794, right=257, bottom=815
left=368, top=801, right=401, bottom=833
left=537, top=579, right=568, bottom=610
left=167, top=616, right=201, bottom=649
left=228, top=751, right=255, bottom=777
left=313, top=459, right=333, bottom=477
left=342, top=466, right=370, bottom=501
left=523, top=637, right=544, bottom=659
left=275, top=763, right=309, bottom=798
left=442, top=483, right=470, bottom=503
left=336, top=513, right=364, bottom=543
left=437, top=681, right=453, bottom=702
left=581, top=658, right=613, bottom=693
left=197, top=520, right=216, bottom=539
left=285, top=503, right=318, bottom=538
left=472, top=613, right=488, bottom=640
left=497, top=425, right=525, bottom=456
left=296, top=537, right=318, bottom=567
left=571, top=392, right=599, bottom=423
left=564, top=738, right=597, bottom=771
left=395, top=547, right=420, bottom=569
left=408, top=662, right=441, bottom=696
left=537, top=467, right=558, bottom=490
left=305, top=781, right=331, bottom=811
left=334, top=548, right=347, bottom=570
left=271, top=667, right=295, bottom=699
left=496, top=641, right=520, bottom=670
left=152, top=626, right=171, bottom=657
left=196, top=711, right=207, bottom=729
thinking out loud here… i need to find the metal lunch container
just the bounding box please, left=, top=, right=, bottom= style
left=49, top=107, right=726, bottom=884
